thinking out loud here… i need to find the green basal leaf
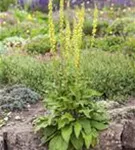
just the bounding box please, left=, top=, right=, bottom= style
left=49, top=134, right=68, bottom=150
left=71, top=134, right=83, bottom=150
left=74, top=121, right=82, bottom=138
left=58, top=113, right=74, bottom=129
left=91, top=137, right=98, bottom=148
left=79, top=108, right=92, bottom=118
left=91, top=120, right=108, bottom=131
left=61, top=125, right=73, bottom=143
left=41, top=126, right=57, bottom=143
left=61, top=113, right=75, bottom=121
left=35, top=121, right=49, bottom=132
left=91, top=128, right=99, bottom=138
left=78, top=119, right=91, bottom=134
left=82, top=132, right=92, bottom=149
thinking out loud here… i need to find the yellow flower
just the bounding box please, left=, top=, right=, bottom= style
left=110, top=31, right=112, bottom=34
left=27, top=14, right=33, bottom=20
left=123, top=9, right=126, bottom=12
left=100, top=11, right=104, bottom=15
left=2, top=21, right=6, bottom=25
left=127, top=7, right=131, bottom=11
left=26, top=30, right=30, bottom=33
left=110, top=7, right=113, bottom=10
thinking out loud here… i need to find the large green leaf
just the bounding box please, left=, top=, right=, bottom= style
left=71, top=134, right=83, bottom=150
left=61, top=125, right=73, bottom=143
left=49, top=135, right=68, bottom=150
left=58, top=113, right=74, bottom=129
left=91, top=121, right=108, bottom=131
left=79, top=108, right=91, bottom=118
left=78, top=119, right=91, bottom=134
left=74, top=121, right=82, bottom=138
left=91, top=128, right=99, bottom=138
left=82, top=132, right=92, bottom=149
left=34, top=117, right=49, bottom=132
left=41, top=126, right=57, bottom=143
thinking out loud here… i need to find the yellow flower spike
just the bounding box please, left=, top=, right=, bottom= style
left=48, top=0, right=56, bottom=53
left=59, top=0, right=65, bottom=57
left=59, top=0, right=64, bottom=32
left=65, top=20, right=71, bottom=60
left=91, top=4, right=98, bottom=48
left=72, top=6, right=85, bottom=69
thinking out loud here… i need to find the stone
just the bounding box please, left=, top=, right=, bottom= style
left=0, top=136, right=4, bottom=150
left=121, top=121, right=135, bottom=150
left=15, top=116, right=22, bottom=121
left=94, top=123, right=123, bottom=150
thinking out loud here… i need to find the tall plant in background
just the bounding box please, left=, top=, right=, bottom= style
left=91, top=4, right=98, bottom=48
left=59, top=0, right=64, bottom=42
left=48, top=0, right=56, bottom=53
left=35, top=1, right=108, bottom=150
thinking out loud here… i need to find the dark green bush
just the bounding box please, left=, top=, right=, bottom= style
left=82, top=50, right=135, bottom=100
left=0, top=0, right=16, bottom=11
left=25, top=35, right=51, bottom=54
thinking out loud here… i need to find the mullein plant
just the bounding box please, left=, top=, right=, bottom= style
left=91, top=4, right=98, bottom=48
left=35, top=1, right=108, bottom=150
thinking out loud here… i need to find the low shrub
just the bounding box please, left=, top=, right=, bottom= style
left=0, top=12, right=17, bottom=26
left=0, top=42, right=8, bottom=54
left=25, top=35, right=51, bottom=54
left=0, top=55, right=48, bottom=94
left=94, top=36, right=125, bottom=52
left=107, top=17, right=135, bottom=37
left=3, top=36, right=26, bottom=51
left=0, top=84, right=41, bottom=111
left=82, top=50, right=135, bottom=100
left=0, top=21, right=48, bottom=41
left=122, top=37, right=135, bottom=58
left=82, top=36, right=124, bottom=51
